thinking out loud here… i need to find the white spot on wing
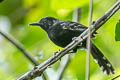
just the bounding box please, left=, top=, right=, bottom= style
left=63, top=26, right=67, bottom=29
left=104, top=70, right=107, bottom=74
left=69, top=27, right=74, bottom=30
left=94, top=59, right=98, bottom=63
left=74, top=26, right=77, bottom=28
left=103, top=56, right=106, bottom=60
left=113, top=70, right=115, bottom=73
left=100, top=66, right=104, bottom=71
left=78, top=25, right=81, bottom=26
left=60, top=23, right=66, bottom=26
left=107, top=63, right=111, bottom=67
left=69, top=23, right=76, bottom=26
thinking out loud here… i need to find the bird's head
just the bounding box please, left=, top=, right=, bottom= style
left=29, top=16, right=59, bottom=31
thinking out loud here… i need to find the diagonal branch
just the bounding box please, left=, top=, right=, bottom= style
left=111, top=74, right=120, bottom=80
left=1, top=31, right=49, bottom=80
left=0, top=30, right=38, bottom=65
left=0, top=30, right=47, bottom=80
left=16, top=1, right=120, bottom=80
left=0, top=4, right=47, bottom=80
left=56, top=54, right=71, bottom=80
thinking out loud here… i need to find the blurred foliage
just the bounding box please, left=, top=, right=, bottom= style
left=0, top=0, right=120, bottom=80
left=115, top=20, right=120, bottom=41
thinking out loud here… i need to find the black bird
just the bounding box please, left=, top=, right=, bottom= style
left=30, top=16, right=115, bottom=75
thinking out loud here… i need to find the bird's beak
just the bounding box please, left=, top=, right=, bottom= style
left=29, top=22, right=41, bottom=26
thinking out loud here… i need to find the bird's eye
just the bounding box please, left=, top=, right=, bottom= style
left=48, top=21, right=52, bottom=26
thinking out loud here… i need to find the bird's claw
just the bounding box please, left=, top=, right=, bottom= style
left=72, top=37, right=77, bottom=41
left=69, top=49, right=77, bottom=53
left=54, top=49, right=60, bottom=55
left=72, top=37, right=83, bottom=42
left=54, top=49, right=62, bottom=61
left=33, top=66, right=38, bottom=70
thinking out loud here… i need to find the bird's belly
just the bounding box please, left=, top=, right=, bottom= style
left=48, top=31, right=78, bottom=47
left=49, top=35, right=71, bottom=47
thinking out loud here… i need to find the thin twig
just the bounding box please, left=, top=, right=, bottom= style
left=0, top=31, right=47, bottom=80
left=111, top=74, right=120, bottom=80
left=86, top=0, right=93, bottom=80
left=1, top=4, right=47, bottom=80
left=56, top=54, right=71, bottom=80
left=72, top=8, right=81, bottom=22
left=16, top=1, right=120, bottom=80
left=0, top=31, right=38, bottom=65
left=56, top=8, right=81, bottom=80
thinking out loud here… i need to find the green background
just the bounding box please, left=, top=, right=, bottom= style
left=0, top=0, right=120, bottom=80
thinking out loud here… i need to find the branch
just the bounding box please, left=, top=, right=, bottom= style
left=0, top=30, right=38, bottom=65
left=16, top=1, right=120, bottom=80
left=111, top=74, right=120, bottom=80
left=0, top=3, right=49, bottom=80
left=56, top=54, right=71, bottom=80
left=86, top=0, right=93, bottom=80
left=0, top=31, right=47, bottom=80
left=8, top=4, right=48, bottom=80
left=56, top=8, right=81, bottom=80
left=72, top=8, right=81, bottom=22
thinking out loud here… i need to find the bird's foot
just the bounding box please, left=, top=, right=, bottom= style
left=92, top=21, right=96, bottom=24
left=54, top=49, right=60, bottom=56
left=72, top=37, right=77, bottom=41
left=54, top=49, right=61, bottom=61
left=72, top=36, right=83, bottom=42
left=69, top=49, right=77, bottom=53
left=33, top=66, right=38, bottom=70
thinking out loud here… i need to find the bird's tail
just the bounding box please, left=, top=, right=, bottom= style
left=90, top=42, right=115, bottom=75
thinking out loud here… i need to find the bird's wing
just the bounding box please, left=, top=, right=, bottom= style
left=60, top=21, right=88, bottom=32
left=59, top=21, right=97, bottom=36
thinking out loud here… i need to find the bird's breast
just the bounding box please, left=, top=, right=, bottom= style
left=48, top=29, right=79, bottom=47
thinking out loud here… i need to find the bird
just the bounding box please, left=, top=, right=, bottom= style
left=29, top=16, right=115, bottom=75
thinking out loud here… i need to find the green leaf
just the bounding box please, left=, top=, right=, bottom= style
left=115, top=20, right=120, bottom=41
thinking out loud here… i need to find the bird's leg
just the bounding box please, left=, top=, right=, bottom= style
left=72, top=37, right=77, bottom=41
left=54, top=49, right=60, bottom=55
left=54, top=49, right=62, bottom=61
left=33, top=66, right=38, bottom=70
left=72, top=36, right=84, bottom=43
left=69, top=48, right=77, bottom=53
